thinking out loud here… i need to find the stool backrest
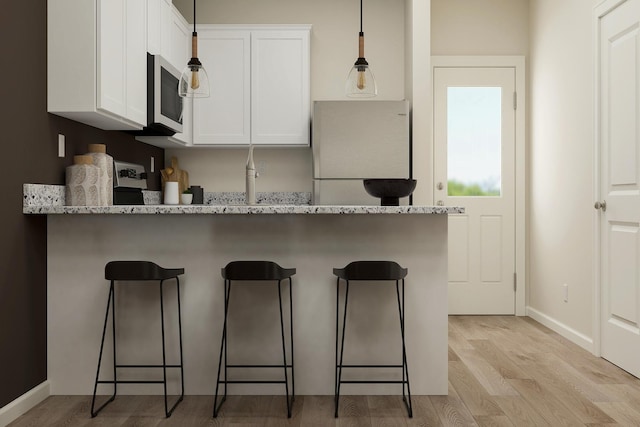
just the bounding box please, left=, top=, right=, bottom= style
left=105, top=261, right=184, bottom=281
left=221, top=261, right=296, bottom=281
left=333, top=261, right=408, bottom=281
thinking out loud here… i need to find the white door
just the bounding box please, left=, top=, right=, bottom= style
left=434, top=67, right=516, bottom=314
left=598, top=0, right=640, bottom=378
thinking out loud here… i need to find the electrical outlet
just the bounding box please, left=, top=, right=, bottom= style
left=58, top=134, right=65, bottom=158
left=150, top=156, right=155, bottom=173
left=563, top=283, right=569, bottom=303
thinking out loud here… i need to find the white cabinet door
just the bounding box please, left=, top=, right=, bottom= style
left=251, top=30, right=310, bottom=145
left=97, top=0, right=127, bottom=118
left=193, top=30, right=251, bottom=145
left=97, top=0, right=146, bottom=127
left=126, top=0, right=147, bottom=126
left=162, top=3, right=190, bottom=71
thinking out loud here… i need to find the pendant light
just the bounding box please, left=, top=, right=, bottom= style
left=178, top=0, right=210, bottom=98
left=345, top=0, right=377, bottom=98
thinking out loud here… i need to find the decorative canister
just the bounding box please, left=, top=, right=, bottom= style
left=86, top=143, right=113, bottom=206
left=190, top=185, right=204, bottom=204
left=164, top=181, right=179, bottom=205
left=65, top=155, right=101, bottom=206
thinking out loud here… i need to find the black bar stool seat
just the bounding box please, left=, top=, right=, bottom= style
left=333, top=260, right=413, bottom=418
left=214, top=261, right=296, bottom=418
left=91, top=261, right=185, bottom=418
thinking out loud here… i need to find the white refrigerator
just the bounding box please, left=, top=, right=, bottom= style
left=312, top=100, right=411, bottom=205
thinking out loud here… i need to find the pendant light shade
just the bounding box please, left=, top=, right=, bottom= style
left=346, top=0, right=377, bottom=98
left=179, top=0, right=210, bottom=98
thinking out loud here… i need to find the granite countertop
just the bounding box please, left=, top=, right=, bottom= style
left=23, top=184, right=464, bottom=215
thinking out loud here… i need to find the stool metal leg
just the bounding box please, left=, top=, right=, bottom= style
left=159, top=278, right=184, bottom=418
left=335, top=279, right=350, bottom=418
left=396, top=278, right=413, bottom=417
left=277, top=279, right=292, bottom=418
left=91, top=281, right=117, bottom=417
left=289, top=277, right=295, bottom=402
left=213, top=278, right=232, bottom=418
left=176, top=277, right=185, bottom=404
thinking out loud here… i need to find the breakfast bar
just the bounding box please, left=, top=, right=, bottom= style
left=25, top=186, right=462, bottom=398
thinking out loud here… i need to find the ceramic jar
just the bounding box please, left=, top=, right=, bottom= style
left=85, top=143, right=113, bottom=206
left=65, top=155, right=101, bottom=206
left=164, top=182, right=179, bottom=205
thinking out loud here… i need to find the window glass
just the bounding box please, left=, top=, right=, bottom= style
left=447, top=87, right=502, bottom=197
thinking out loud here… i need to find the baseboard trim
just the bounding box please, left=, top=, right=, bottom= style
left=0, top=381, right=50, bottom=427
left=526, top=307, right=594, bottom=353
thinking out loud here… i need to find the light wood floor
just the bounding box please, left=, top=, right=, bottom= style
left=9, top=316, right=640, bottom=426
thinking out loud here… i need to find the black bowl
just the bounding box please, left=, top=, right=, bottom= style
left=363, top=179, right=417, bottom=206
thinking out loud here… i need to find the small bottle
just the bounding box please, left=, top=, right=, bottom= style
left=86, top=143, right=113, bottom=206
left=66, top=155, right=101, bottom=206
left=245, top=145, right=257, bottom=205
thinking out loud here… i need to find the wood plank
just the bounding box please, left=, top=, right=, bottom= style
left=466, top=340, right=530, bottom=380
left=448, top=360, right=504, bottom=416
left=405, top=395, right=441, bottom=427
left=454, top=349, right=519, bottom=396
left=473, top=415, right=515, bottom=427
left=507, top=379, right=584, bottom=427
left=492, top=396, right=552, bottom=426
left=429, top=383, right=479, bottom=426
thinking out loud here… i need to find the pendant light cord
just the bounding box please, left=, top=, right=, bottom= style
left=360, top=0, right=363, bottom=34
left=193, top=0, right=197, bottom=34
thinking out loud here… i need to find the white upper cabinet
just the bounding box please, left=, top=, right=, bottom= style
left=192, top=25, right=311, bottom=146
left=193, top=29, right=251, bottom=145
left=251, top=30, right=310, bottom=145
left=48, top=0, right=147, bottom=130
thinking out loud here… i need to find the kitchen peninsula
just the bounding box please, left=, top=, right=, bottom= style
left=25, top=185, right=462, bottom=397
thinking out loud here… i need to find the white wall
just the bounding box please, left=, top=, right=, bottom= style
left=431, top=0, right=529, bottom=55
left=169, top=0, right=406, bottom=193
left=527, top=0, right=594, bottom=344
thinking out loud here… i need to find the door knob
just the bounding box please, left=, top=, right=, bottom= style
left=437, top=200, right=444, bottom=206
left=594, top=201, right=607, bottom=212
left=436, top=182, right=444, bottom=190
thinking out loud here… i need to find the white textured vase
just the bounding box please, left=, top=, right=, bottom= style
left=65, top=155, right=101, bottom=206
left=164, top=182, right=179, bottom=205
left=86, top=143, right=113, bottom=206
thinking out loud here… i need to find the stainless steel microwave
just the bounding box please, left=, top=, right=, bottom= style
left=144, top=53, right=183, bottom=135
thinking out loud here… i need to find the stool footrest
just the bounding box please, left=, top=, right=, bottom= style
left=97, top=380, right=165, bottom=384
left=339, top=380, right=410, bottom=384
left=219, top=380, right=287, bottom=384
left=115, top=364, right=182, bottom=368
left=227, top=364, right=293, bottom=368
left=338, top=364, right=404, bottom=368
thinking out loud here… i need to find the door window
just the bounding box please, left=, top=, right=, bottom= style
left=447, top=87, right=502, bottom=197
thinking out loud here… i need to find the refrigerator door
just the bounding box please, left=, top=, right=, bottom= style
left=312, top=100, right=410, bottom=179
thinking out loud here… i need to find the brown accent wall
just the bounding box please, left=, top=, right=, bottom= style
left=0, top=2, right=164, bottom=407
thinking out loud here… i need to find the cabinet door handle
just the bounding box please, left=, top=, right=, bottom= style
left=436, top=182, right=444, bottom=191
left=437, top=200, right=444, bottom=206
left=594, top=201, right=607, bottom=212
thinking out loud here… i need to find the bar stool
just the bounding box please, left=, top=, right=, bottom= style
left=333, top=261, right=413, bottom=417
left=91, top=261, right=185, bottom=418
left=213, top=261, right=296, bottom=418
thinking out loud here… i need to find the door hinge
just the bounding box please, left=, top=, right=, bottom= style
left=513, top=273, right=517, bottom=291
left=513, top=92, right=517, bottom=110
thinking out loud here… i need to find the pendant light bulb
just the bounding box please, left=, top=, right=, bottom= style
left=346, top=1, right=377, bottom=98
left=178, top=0, right=210, bottom=98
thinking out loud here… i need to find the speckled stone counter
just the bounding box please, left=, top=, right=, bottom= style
left=23, top=184, right=464, bottom=215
